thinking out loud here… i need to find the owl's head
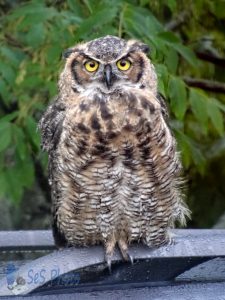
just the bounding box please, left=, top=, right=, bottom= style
left=59, top=36, right=157, bottom=97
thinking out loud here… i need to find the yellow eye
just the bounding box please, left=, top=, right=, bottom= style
left=84, top=60, right=99, bottom=72
left=116, top=59, right=131, bottom=71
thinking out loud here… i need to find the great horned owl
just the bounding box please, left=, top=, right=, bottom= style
left=39, top=35, right=190, bottom=267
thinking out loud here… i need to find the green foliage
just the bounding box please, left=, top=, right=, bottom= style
left=168, top=76, right=187, bottom=120
left=0, top=0, right=225, bottom=206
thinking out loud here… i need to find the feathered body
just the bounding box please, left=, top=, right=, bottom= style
left=39, top=36, right=189, bottom=264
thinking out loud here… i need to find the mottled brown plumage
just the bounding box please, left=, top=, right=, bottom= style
left=38, top=36, right=190, bottom=267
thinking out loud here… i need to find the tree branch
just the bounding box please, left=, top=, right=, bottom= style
left=195, top=50, right=225, bottom=68
left=183, top=77, right=225, bottom=94
left=165, top=11, right=190, bottom=31
left=4, top=34, right=32, bottom=57
left=165, top=12, right=225, bottom=68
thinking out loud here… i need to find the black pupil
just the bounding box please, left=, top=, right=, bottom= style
left=120, top=60, right=127, bottom=67
left=89, top=62, right=95, bottom=68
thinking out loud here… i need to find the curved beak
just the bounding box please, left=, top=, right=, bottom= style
left=104, top=64, right=113, bottom=89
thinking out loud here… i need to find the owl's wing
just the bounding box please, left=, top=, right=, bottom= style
left=38, top=99, right=69, bottom=247
left=156, top=93, right=169, bottom=121
left=38, top=98, right=66, bottom=153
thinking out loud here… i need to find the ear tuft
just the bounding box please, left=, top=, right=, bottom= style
left=139, top=44, right=150, bottom=54
left=129, top=42, right=150, bottom=54
left=62, top=48, right=75, bottom=59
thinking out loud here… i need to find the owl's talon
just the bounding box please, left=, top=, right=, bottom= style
left=118, top=239, right=133, bottom=263
left=105, top=237, right=116, bottom=273
left=105, top=254, right=112, bottom=273
left=169, top=238, right=175, bottom=246
left=127, top=253, right=134, bottom=265
left=121, top=250, right=133, bottom=264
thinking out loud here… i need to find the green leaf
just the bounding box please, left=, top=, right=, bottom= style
left=144, top=10, right=164, bottom=35
left=175, top=130, right=192, bottom=169
left=211, top=0, right=225, bottom=18
left=59, top=11, right=83, bottom=25
left=166, top=0, right=177, bottom=12
left=5, top=168, right=24, bottom=203
left=175, top=130, right=206, bottom=174
left=124, top=5, right=163, bottom=39
left=83, top=0, right=93, bottom=13
left=45, top=81, right=57, bottom=98
left=189, top=89, right=208, bottom=133
left=165, top=48, right=179, bottom=74
left=46, top=45, right=62, bottom=64
left=190, top=142, right=206, bottom=175
left=16, top=158, right=35, bottom=188
left=26, top=23, right=46, bottom=47
left=75, top=6, right=118, bottom=39
left=207, top=136, right=225, bottom=160
left=66, top=0, right=83, bottom=16
left=0, top=47, right=21, bottom=67
left=168, top=76, right=187, bottom=120
left=157, top=31, right=181, bottom=44
left=172, top=44, right=198, bottom=67
left=13, top=125, right=28, bottom=161
left=0, top=79, right=9, bottom=102
left=140, top=0, right=149, bottom=5
left=207, top=99, right=224, bottom=136
left=0, top=122, right=12, bottom=152
left=9, top=3, right=58, bottom=23
left=3, top=156, right=35, bottom=202
left=155, top=64, right=169, bottom=97
left=0, top=62, right=16, bottom=84
left=0, top=112, right=18, bottom=123
left=156, top=31, right=198, bottom=67
left=211, top=98, right=225, bottom=114
left=25, top=116, right=40, bottom=151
